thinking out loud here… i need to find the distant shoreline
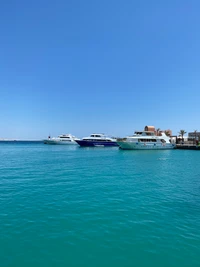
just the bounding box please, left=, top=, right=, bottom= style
left=0, top=139, right=43, bottom=142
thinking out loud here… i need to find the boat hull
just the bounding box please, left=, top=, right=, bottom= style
left=44, top=140, right=77, bottom=145
left=117, top=142, right=175, bottom=150
left=76, top=140, right=118, bottom=147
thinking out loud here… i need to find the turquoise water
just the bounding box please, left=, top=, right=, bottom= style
left=0, top=142, right=200, bottom=267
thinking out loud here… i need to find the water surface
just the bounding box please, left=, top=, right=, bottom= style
left=0, top=142, right=200, bottom=266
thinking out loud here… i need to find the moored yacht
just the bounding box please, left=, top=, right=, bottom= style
left=75, top=133, right=118, bottom=147
left=117, top=131, right=175, bottom=150
left=44, top=134, right=78, bottom=145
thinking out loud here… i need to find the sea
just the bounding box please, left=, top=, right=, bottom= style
left=0, top=141, right=200, bottom=267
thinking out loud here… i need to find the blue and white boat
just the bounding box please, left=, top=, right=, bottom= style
left=75, top=133, right=118, bottom=147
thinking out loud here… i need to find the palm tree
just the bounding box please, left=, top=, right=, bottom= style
left=156, top=128, right=160, bottom=136
left=178, top=130, right=187, bottom=142
left=165, top=131, right=171, bottom=137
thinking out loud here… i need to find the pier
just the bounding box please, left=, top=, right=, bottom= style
left=175, top=144, right=200, bottom=150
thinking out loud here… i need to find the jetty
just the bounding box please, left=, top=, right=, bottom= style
left=175, top=144, right=200, bottom=150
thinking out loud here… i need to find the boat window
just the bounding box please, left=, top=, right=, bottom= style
left=135, top=132, right=142, bottom=135
left=138, top=139, right=157, bottom=142
left=146, top=132, right=154, bottom=136
left=161, top=139, right=166, bottom=143
left=83, top=138, right=112, bottom=142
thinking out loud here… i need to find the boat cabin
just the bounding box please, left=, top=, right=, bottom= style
left=134, top=131, right=155, bottom=136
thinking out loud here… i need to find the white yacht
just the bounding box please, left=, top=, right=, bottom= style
left=44, top=134, right=78, bottom=145
left=117, top=131, right=175, bottom=150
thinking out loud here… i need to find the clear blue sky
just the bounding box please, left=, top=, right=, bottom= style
left=0, top=0, right=200, bottom=139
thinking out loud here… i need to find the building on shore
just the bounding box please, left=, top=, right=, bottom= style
left=144, top=126, right=155, bottom=132
left=144, top=126, right=172, bottom=137
left=188, top=132, right=200, bottom=144
left=188, top=132, right=200, bottom=143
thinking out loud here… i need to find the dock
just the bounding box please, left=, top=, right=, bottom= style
left=175, top=144, right=200, bottom=150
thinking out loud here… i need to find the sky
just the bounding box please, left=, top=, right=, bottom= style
left=0, top=0, right=200, bottom=139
